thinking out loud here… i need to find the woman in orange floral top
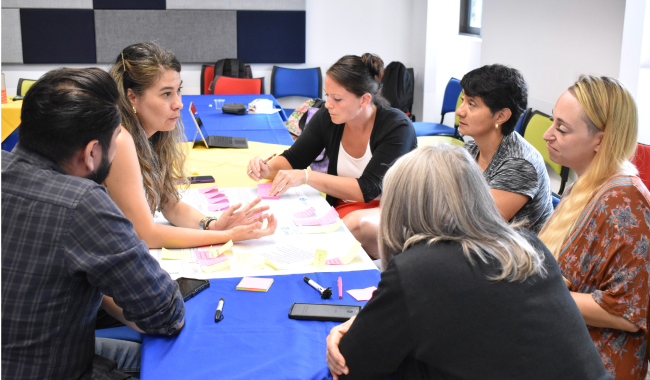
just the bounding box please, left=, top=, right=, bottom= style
left=540, top=75, right=650, bottom=379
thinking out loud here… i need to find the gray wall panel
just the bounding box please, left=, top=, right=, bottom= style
left=2, top=0, right=92, bottom=9
left=2, top=10, right=23, bottom=63
left=95, top=10, right=238, bottom=63
left=167, top=0, right=304, bottom=10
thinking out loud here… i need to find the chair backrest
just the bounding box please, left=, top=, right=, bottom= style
left=213, top=77, right=264, bottom=95
left=632, top=143, right=650, bottom=191
left=440, top=78, right=462, bottom=124
left=271, top=66, right=322, bottom=99
left=514, top=108, right=531, bottom=134
left=17, top=78, right=37, bottom=96
left=200, top=65, right=215, bottom=95
left=522, top=110, right=570, bottom=194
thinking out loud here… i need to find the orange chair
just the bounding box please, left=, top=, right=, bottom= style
left=213, top=76, right=264, bottom=95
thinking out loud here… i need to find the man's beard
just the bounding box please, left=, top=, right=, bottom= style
left=86, top=152, right=112, bottom=185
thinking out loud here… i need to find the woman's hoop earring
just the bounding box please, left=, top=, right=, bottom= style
left=133, top=106, right=137, bottom=114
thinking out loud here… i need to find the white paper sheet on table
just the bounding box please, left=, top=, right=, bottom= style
left=150, top=185, right=378, bottom=279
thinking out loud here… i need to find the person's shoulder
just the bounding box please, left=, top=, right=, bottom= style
left=392, top=240, right=466, bottom=272
left=602, top=175, right=650, bottom=204
left=116, top=125, right=137, bottom=152
left=503, top=132, right=544, bottom=162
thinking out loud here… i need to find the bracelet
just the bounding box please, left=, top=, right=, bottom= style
left=199, top=216, right=217, bottom=230
left=304, top=169, right=309, bottom=185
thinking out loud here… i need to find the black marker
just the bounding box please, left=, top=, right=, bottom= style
left=215, top=298, right=225, bottom=322
left=304, top=276, right=332, bottom=299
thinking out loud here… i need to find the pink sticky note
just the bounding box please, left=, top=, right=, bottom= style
left=197, top=185, right=219, bottom=194
left=195, top=250, right=210, bottom=260
left=198, top=255, right=228, bottom=266
left=257, top=183, right=280, bottom=200
left=207, top=197, right=229, bottom=205
left=326, top=257, right=344, bottom=265
left=236, top=277, right=274, bottom=292
left=204, top=191, right=226, bottom=200
left=293, top=207, right=315, bottom=218
left=346, top=287, right=377, bottom=301
left=208, top=203, right=230, bottom=212
left=295, top=207, right=340, bottom=226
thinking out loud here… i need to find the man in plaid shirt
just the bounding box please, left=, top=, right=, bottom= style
left=1, top=68, right=185, bottom=379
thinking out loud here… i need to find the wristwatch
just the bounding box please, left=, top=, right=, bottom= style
left=199, top=216, right=218, bottom=230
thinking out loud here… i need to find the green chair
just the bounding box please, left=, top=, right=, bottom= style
left=521, top=110, right=570, bottom=195
left=17, top=78, right=37, bottom=96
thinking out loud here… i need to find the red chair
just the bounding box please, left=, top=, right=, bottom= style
left=200, top=65, right=215, bottom=95
left=632, top=143, right=650, bottom=191
left=213, top=76, right=264, bottom=95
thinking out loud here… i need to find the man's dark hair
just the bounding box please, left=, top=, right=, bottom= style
left=18, top=68, right=121, bottom=166
left=460, top=64, right=528, bottom=136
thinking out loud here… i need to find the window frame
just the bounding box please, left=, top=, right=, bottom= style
left=459, top=0, right=482, bottom=37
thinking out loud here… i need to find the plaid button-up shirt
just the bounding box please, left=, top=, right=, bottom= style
left=1, top=145, right=185, bottom=380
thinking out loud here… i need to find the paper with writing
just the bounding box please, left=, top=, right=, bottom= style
left=197, top=185, right=219, bottom=194
left=208, top=203, right=230, bottom=212
left=299, top=219, right=343, bottom=234
left=259, top=245, right=314, bottom=270
left=257, top=183, right=280, bottom=200
left=293, top=207, right=315, bottom=218
left=326, top=257, right=344, bottom=265
left=294, top=207, right=339, bottom=226
left=314, top=249, right=327, bottom=271
left=161, top=248, right=191, bottom=260
left=202, top=259, right=230, bottom=273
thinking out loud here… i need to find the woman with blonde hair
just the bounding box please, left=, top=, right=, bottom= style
left=325, top=145, right=608, bottom=380
left=540, top=75, right=650, bottom=379
left=106, top=42, right=276, bottom=249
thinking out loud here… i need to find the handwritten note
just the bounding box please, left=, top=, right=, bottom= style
left=195, top=249, right=211, bottom=260
left=198, top=254, right=228, bottom=266
left=347, top=286, right=377, bottom=301
left=207, top=197, right=229, bottom=205
left=210, top=240, right=233, bottom=258
left=293, top=207, right=315, bottom=218
left=294, top=207, right=339, bottom=226
left=257, top=183, right=279, bottom=200
left=299, top=219, right=343, bottom=234
left=204, top=191, right=226, bottom=200
left=236, top=277, right=274, bottom=292
left=161, top=248, right=191, bottom=260
left=197, top=185, right=219, bottom=194
left=326, top=257, right=344, bottom=265
left=260, top=245, right=314, bottom=270
left=314, top=249, right=327, bottom=271
left=208, top=203, right=230, bottom=212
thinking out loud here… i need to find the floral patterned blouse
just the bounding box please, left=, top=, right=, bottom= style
left=557, top=175, right=650, bottom=379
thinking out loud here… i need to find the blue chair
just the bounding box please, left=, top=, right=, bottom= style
left=270, top=66, right=322, bottom=118
left=514, top=108, right=531, bottom=134
left=551, top=192, right=561, bottom=209
left=413, top=78, right=462, bottom=140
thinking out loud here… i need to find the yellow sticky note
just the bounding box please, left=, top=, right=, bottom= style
left=191, top=167, right=199, bottom=175
left=236, top=252, right=253, bottom=270
left=161, top=248, right=191, bottom=260
left=210, top=240, right=233, bottom=258
left=252, top=255, right=266, bottom=270
left=202, top=259, right=230, bottom=272
left=314, top=249, right=327, bottom=271
left=300, top=219, right=343, bottom=234
left=264, top=258, right=281, bottom=270
left=340, top=240, right=361, bottom=265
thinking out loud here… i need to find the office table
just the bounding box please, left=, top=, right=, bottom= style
left=140, top=270, right=381, bottom=380
left=182, top=94, right=294, bottom=146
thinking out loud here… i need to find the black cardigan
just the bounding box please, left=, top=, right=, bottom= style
left=338, top=230, right=611, bottom=380
left=280, top=104, right=417, bottom=205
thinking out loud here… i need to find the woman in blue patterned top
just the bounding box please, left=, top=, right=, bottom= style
left=459, top=64, right=553, bottom=233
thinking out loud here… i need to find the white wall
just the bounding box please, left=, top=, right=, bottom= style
left=481, top=0, right=626, bottom=115
left=637, top=3, right=650, bottom=145
left=2, top=0, right=426, bottom=118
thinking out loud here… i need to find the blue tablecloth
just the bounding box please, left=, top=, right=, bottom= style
left=140, top=270, right=381, bottom=380
left=182, top=95, right=294, bottom=146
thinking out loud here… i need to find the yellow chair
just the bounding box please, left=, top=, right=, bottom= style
left=417, top=135, right=465, bottom=148
left=521, top=110, right=570, bottom=194
left=17, top=78, right=37, bottom=96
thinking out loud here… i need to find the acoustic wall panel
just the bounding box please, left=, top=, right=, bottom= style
left=2, top=10, right=23, bottom=63
left=167, top=0, right=305, bottom=10
left=95, top=10, right=237, bottom=63
left=2, top=0, right=92, bottom=9
left=20, top=9, right=96, bottom=64
left=237, top=11, right=305, bottom=64
left=93, top=0, right=165, bottom=10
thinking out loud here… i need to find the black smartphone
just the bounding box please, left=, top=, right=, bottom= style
left=189, top=175, right=215, bottom=184
left=288, top=303, right=361, bottom=322
left=176, top=277, right=210, bottom=302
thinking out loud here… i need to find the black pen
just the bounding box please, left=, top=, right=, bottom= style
left=215, top=298, right=225, bottom=322
left=304, top=276, right=332, bottom=299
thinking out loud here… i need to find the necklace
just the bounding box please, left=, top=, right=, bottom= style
left=479, top=152, right=490, bottom=164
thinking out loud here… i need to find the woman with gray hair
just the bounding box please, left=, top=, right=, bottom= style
left=325, top=145, right=609, bottom=380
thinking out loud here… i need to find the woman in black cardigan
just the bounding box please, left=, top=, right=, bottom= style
left=247, top=54, right=416, bottom=256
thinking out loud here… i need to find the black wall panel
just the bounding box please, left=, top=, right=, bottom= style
left=93, top=0, right=166, bottom=9
left=237, top=11, right=305, bottom=64
left=20, top=9, right=96, bottom=63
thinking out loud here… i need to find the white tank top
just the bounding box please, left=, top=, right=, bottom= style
left=338, top=142, right=379, bottom=202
